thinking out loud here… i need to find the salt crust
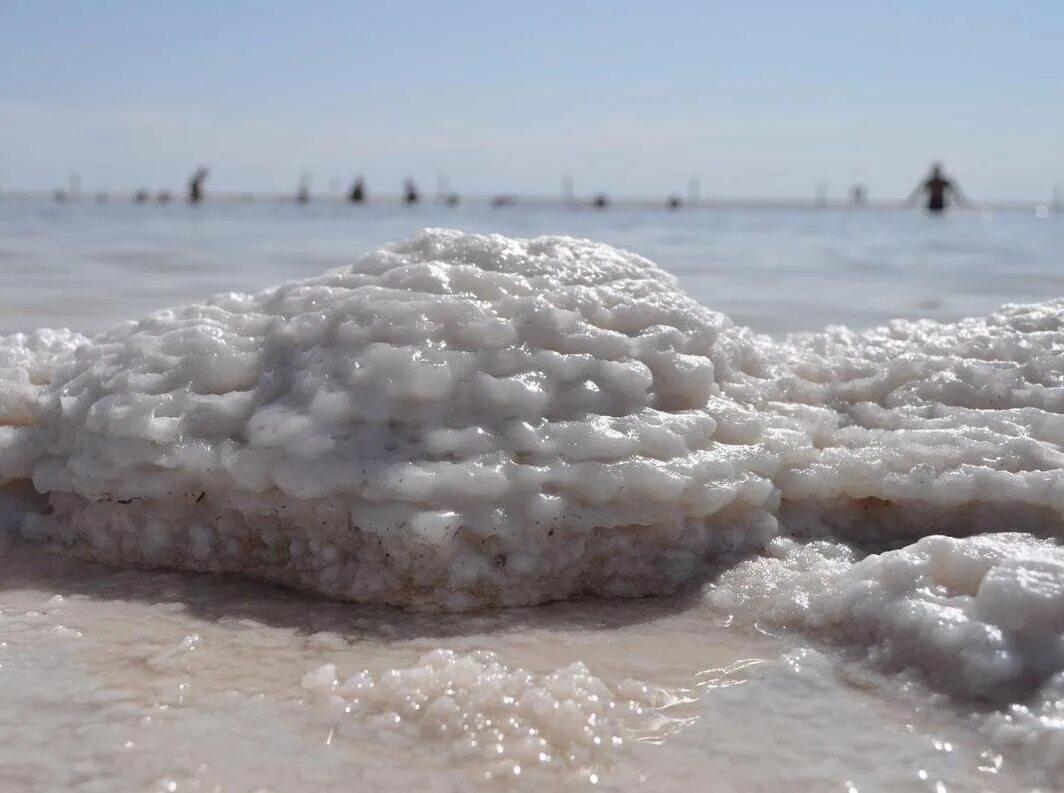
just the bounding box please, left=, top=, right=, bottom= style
left=299, top=648, right=691, bottom=781
left=3, top=229, right=1063, bottom=774
left=0, top=229, right=1062, bottom=613
left=708, top=533, right=1064, bottom=770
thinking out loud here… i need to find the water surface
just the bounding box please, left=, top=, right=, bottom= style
left=2, top=199, right=1060, bottom=335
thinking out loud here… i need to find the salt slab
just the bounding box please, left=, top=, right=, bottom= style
left=0, top=229, right=1062, bottom=613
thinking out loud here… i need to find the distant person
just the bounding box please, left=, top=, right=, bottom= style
left=850, top=185, right=866, bottom=207
left=906, top=163, right=967, bottom=213
left=296, top=178, right=310, bottom=204
left=188, top=167, right=209, bottom=204
left=592, top=193, right=609, bottom=209
left=403, top=178, right=420, bottom=205
left=348, top=177, right=365, bottom=204
left=667, top=195, right=682, bottom=210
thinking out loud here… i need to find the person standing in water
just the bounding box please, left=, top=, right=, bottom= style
left=188, top=167, right=209, bottom=204
left=906, top=163, right=968, bottom=213
left=403, top=178, right=420, bottom=205
left=296, top=173, right=310, bottom=204
left=348, top=177, right=365, bottom=203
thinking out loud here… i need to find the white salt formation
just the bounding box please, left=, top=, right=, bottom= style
left=0, top=228, right=1062, bottom=616
left=730, top=302, right=1064, bottom=542
left=707, top=533, right=1064, bottom=770
left=299, top=649, right=685, bottom=780
left=0, top=329, right=89, bottom=481
left=709, top=534, right=1064, bottom=699
left=4, top=230, right=771, bottom=609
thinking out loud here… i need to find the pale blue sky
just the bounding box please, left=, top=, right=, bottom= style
left=1, top=1, right=1061, bottom=200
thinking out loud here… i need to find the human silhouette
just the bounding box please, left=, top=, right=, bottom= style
left=403, top=178, right=420, bottom=205
left=906, top=163, right=967, bottom=213
left=348, top=177, right=365, bottom=203
left=850, top=185, right=866, bottom=207
left=188, top=167, right=209, bottom=204
left=296, top=176, right=310, bottom=204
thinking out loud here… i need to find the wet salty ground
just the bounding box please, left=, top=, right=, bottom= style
left=0, top=542, right=1036, bottom=792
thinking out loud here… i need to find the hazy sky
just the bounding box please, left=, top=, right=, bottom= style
left=2, top=1, right=1061, bottom=200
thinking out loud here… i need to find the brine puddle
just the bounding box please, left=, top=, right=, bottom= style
left=0, top=543, right=1035, bottom=792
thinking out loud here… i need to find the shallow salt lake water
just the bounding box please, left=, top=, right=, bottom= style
left=1, top=198, right=1062, bottom=336
left=1, top=199, right=1062, bottom=791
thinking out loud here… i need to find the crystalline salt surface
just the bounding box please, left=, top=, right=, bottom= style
left=2, top=228, right=1063, bottom=781
left=0, top=228, right=1061, bottom=613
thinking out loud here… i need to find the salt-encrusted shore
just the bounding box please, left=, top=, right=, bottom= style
left=1, top=229, right=1062, bottom=611
left=1, top=229, right=1063, bottom=778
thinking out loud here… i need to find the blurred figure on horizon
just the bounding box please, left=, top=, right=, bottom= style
left=906, top=163, right=967, bottom=213
left=592, top=193, right=609, bottom=209
left=850, top=185, right=866, bottom=207
left=188, top=167, right=209, bottom=204
left=296, top=173, right=310, bottom=204
left=348, top=177, right=365, bottom=203
left=403, top=178, right=420, bottom=205
left=133, top=189, right=149, bottom=204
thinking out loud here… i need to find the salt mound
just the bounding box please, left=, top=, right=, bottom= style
left=7, top=230, right=779, bottom=609
left=1, top=229, right=1063, bottom=612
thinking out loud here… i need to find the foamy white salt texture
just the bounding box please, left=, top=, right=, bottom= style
left=3, top=229, right=766, bottom=609
left=0, top=229, right=1062, bottom=611
left=300, top=648, right=684, bottom=782
left=708, top=533, right=1064, bottom=769
left=0, top=329, right=89, bottom=479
